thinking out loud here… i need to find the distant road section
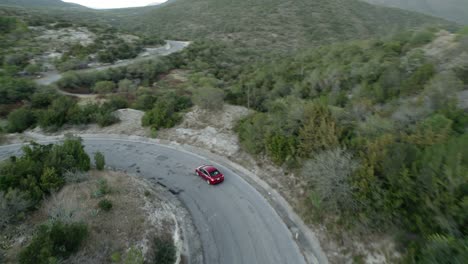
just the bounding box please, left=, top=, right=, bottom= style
left=0, top=137, right=314, bottom=264
left=35, top=40, right=190, bottom=86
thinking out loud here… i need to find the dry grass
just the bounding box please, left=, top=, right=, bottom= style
left=1, top=171, right=177, bottom=264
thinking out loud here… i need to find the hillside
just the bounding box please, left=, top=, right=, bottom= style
left=362, top=0, right=468, bottom=25
left=0, top=0, right=84, bottom=8
left=110, top=0, right=453, bottom=52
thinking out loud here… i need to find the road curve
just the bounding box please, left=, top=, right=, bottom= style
left=0, top=138, right=308, bottom=264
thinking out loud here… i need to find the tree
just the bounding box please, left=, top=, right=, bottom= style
left=0, top=17, right=18, bottom=34
left=237, top=113, right=269, bottom=155
left=93, top=81, right=115, bottom=94
left=153, top=237, right=176, bottom=264
left=142, top=101, right=181, bottom=129
left=0, top=77, right=36, bottom=104
left=7, top=108, right=36, bottom=133
left=418, top=235, right=468, bottom=264
left=193, top=86, right=225, bottom=110
left=40, top=167, right=64, bottom=193
left=24, top=64, right=41, bottom=75
left=302, top=148, right=358, bottom=213
left=264, top=133, right=296, bottom=165
left=298, top=103, right=340, bottom=157
left=19, top=221, right=88, bottom=264
left=118, top=79, right=136, bottom=97
left=38, top=97, right=76, bottom=129
left=405, top=114, right=453, bottom=146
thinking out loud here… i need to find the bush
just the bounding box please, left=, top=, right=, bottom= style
left=125, top=246, right=144, bottom=264
left=94, top=110, right=119, bottom=127
left=142, top=101, right=181, bottom=130
left=417, top=235, right=468, bottom=264
left=93, top=81, right=115, bottom=94
left=7, top=107, right=36, bottom=133
left=94, top=151, right=105, bottom=170
left=93, top=179, right=110, bottom=198
left=298, top=103, right=340, bottom=157
left=0, top=77, right=36, bottom=104
left=409, top=30, right=435, bottom=46
left=0, top=189, right=31, bottom=227
left=153, top=237, right=176, bottom=264
left=0, top=138, right=91, bottom=207
left=193, top=86, right=225, bottom=110
left=301, top=148, right=358, bottom=213
left=37, top=97, right=76, bottom=129
left=108, top=95, right=129, bottom=109
left=110, top=252, right=121, bottom=262
left=98, top=199, right=113, bottom=211
left=40, top=167, right=64, bottom=193
left=31, top=91, right=56, bottom=108
left=19, top=221, right=88, bottom=264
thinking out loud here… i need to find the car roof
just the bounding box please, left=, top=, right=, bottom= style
left=202, top=165, right=218, bottom=172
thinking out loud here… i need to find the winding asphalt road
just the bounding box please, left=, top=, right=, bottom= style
left=0, top=138, right=310, bottom=264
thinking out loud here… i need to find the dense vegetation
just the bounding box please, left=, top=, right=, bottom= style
left=0, top=13, right=144, bottom=131
left=229, top=30, right=468, bottom=262
left=19, top=221, right=88, bottom=264
left=0, top=137, right=90, bottom=226
left=363, top=0, right=468, bottom=25
left=50, top=29, right=467, bottom=263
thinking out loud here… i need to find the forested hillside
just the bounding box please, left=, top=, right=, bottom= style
left=1, top=1, right=466, bottom=262
left=363, top=0, right=468, bottom=25
left=228, top=29, right=468, bottom=262
left=110, top=0, right=453, bottom=52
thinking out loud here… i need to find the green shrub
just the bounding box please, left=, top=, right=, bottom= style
left=298, top=103, right=340, bottom=157
left=98, top=199, right=113, bottom=212
left=0, top=138, right=91, bottom=207
left=93, top=179, right=110, bottom=198
left=0, top=77, right=36, bottom=104
left=19, top=221, right=88, bottom=264
left=93, top=81, right=115, bottom=94
left=31, top=91, right=55, bottom=108
left=417, top=235, right=468, bottom=264
left=125, top=246, right=144, bottom=264
left=108, top=95, right=129, bottom=109
left=153, top=237, right=176, bottom=264
left=409, top=30, right=435, bottom=46
left=142, top=101, right=181, bottom=130
left=40, top=167, right=64, bottom=193
left=38, top=97, right=76, bottom=129
left=94, top=151, right=105, bottom=170
left=110, top=252, right=121, bottom=262
left=7, top=107, right=36, bottom=133
left=193, top=86, right=225, bottom=110
left=94, top=110, right=119, bottom=127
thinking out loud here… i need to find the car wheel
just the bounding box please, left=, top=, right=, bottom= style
left=206, top=180, right=210, bottom=185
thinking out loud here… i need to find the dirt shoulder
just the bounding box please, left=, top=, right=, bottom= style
left=0, top=170, right=202, bottom=264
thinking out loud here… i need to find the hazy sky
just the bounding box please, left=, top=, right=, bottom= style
left=63, top=0, right=167, bottom=9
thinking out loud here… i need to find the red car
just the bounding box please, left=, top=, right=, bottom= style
left=195, top=165, right=225, bottom=185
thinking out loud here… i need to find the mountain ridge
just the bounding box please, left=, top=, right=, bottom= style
left=362, top=0, right=468, bottom=24
left=0, top=0, right=86, bottom=9
left=110, top=0, right=453, bottom=53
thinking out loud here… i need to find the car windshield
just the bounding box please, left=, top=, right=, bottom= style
left=209, top=170, right=221, bottom=177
